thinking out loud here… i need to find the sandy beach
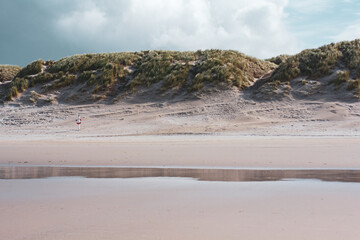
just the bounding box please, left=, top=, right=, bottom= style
left=1, top=176, right=360, bottom=240
left=2, top=2, right=360, bottom=239
left=1, top=92, right=360, bottom=240
left=1, top=134, right=360, bottom=240
left=1, top=136, right=360, bottom=169
left=0, top=90, right=359, bottom=168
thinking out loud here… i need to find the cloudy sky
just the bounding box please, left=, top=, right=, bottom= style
left=1, top=0, right=360, bottom=66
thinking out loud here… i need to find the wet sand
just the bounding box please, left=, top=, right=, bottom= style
left=1, top=176, right=360, bottom=240
left=1, top=135, right=360, bottom=240
left=1, top=136, right=360, bottom=168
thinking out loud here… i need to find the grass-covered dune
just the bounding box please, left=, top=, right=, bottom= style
left=3, top=40, right=360, bottom=104
left=254, top=40, right=360, bottom=100
left=4, top=50, right=276, bottom=103
left=0, top=65, right=22, bottom=83
left=271, top=39, right=360, bottom=81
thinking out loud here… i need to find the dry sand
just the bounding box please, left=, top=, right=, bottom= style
left=1, top=90, right=360, bottom=138
left=0, top=90, right=359, bottom=167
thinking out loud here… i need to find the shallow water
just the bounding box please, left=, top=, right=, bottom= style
left=1, top=166, right=360, bottom=182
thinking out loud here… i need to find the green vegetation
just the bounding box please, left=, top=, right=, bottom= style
left=17, top=60, right=43, bottom=78
left=29, top=73, right=54, bottom=87
left=7, top=77, right=28, bottom=100
left=161, top=63, right=190, bottom=92
left=332, top=71, right=350, bottom=86
left=347, top=78, right=360, bottom=98
left=47, top=50, right=275, bottom=93
left=189, top=51, right=242, bottom=91
left=48, top=52, right=140, bottom=93
left=327, top=71, right=360, bottom=94
left=47, top=52, right=140, bottom=73
left=5, top=50, right=275, bottom=102
left=266, top=55, right=290, bottom=65
left=4, top=40, right=360, bottom=102
left=270, top=40, right=360, bottom=82
left=129, top=51, right=176, bottom=89
left=49, top=74, right=77, bottom=90
left=129, top=50, right=276, bottom=92
left=0, top=65, right=22, bottom=82
left=346, top=79, right=359, bottom=91
left=338, top=40, right=360, bottom=69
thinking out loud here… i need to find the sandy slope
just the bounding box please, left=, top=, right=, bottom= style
left=1, top=90, right=360, bottom=137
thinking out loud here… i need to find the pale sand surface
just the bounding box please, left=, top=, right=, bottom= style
left=1, top=91, right=359, bottom=168
left=1, top=92, right=360, bottom=240
left=1, top=91, right=360, bottom=138
left=1, top=177, right=359, bottom=240
left=1, top=136, right=360, bottom=168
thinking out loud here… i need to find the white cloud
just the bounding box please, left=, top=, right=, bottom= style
left=288, top=0, right=331, bottom=13
left=333, top=21, right=360, bottom=41
left=54, top=0, right=299, bottom=58
left=57, top=8, right=107, bottom=37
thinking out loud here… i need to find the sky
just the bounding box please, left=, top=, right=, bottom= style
left=1, top=0, right=360, bottom=66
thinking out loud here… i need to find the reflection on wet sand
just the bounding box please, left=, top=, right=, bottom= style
left=1, top=166, right=360, bottom=182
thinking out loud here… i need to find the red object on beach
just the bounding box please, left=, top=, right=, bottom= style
left=76, top=119, right=82, bottom=124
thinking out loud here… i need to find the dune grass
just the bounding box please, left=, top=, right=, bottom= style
left=5, top=50, right=275, bottom=101
left=5, top=40, right=360, bottom=102
left=130, top=50, right=276, bottom=92
left=332, top=71, right=350, bottom=86
left=0, top=65, right=22, bottom=82
left=7, top=77, right=28, bottom=100
left=266, top=55, right=291, bottom=65
left=16, top=60, right=43, bottom=78
left=270, top=40, right=360, bottom=83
